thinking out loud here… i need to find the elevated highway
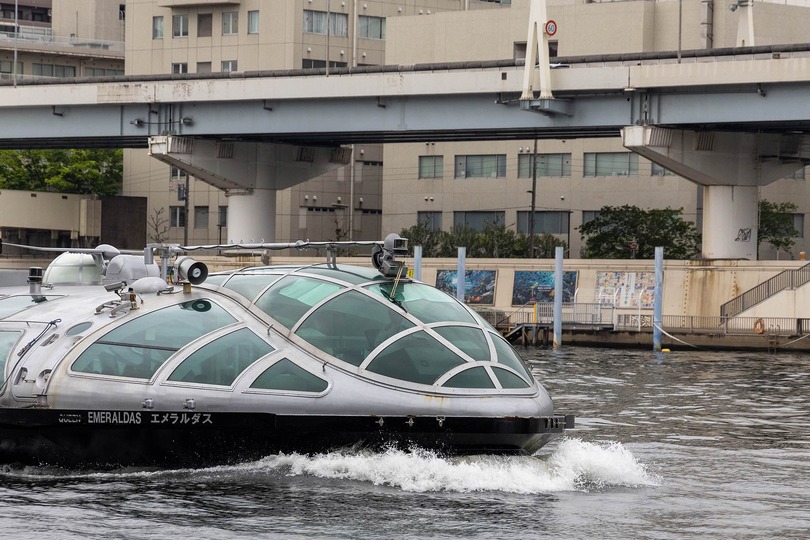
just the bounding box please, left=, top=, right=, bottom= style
left=4, top=43, right=810, bottom=260
left=1, top=45, right=810, bottom=149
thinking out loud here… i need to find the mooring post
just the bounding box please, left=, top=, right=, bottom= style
left=457, top=246, right=466, bottom=303
left=553, top=246, right=563, bottom=349
left=654, top=246, right=664, bottom=351
left=414, top=245, right=423, bottom=281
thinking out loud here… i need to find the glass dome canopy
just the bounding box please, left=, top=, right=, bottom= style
left=237, top=264, right=535, bottom=391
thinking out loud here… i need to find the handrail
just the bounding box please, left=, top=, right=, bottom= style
left=720, top=263, right=810, bottom=318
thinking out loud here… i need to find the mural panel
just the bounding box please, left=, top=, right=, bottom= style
left=595, top=271, right=655, bottom=307
left=435, top=270, right=496, bottom=305
left=512, top=271, right=578, bottom=305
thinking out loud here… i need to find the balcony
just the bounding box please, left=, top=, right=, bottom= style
left=158, top=0, right=241, bottom=7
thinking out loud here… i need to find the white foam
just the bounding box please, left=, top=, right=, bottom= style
left=248, top=438, right=661, bottom=493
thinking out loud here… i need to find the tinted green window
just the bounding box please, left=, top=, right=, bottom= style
left=300, top=266, right=384, bottom=285
left=490, top=333, right=532, bottom=380
left=255, top=276, right=344, bottom=329
left=493, top=367, right=530, bottom=389
left=251, top=358, right=328, bottom=393
left=224, top=274, right=282, bottom=301
left=0, top=331, right=21, bottom=376
left=72, top=299, right=237, bottom=379
left=367, top=282, right=475, bottom=324
left=433, top=326, right=490, bottom=361
left=169, top=328, right=274, bottom=386
left=296, top=290, right=414, bottom=366
left=366, top=331, right=466, bottom=385
left=443, top=367, right=495, bottom=389
left=0, top=296, right=43, bottom=319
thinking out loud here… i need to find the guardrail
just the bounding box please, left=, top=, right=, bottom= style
left=720, top=263, right=810, bottom=318
left=475, top=302, right=615, bottom=328
left=616, top=314, right=802, bottom=336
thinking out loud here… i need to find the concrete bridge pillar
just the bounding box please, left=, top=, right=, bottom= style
left=622, top=126, right=809, bottom=259
left=148, top=136, right=350, bottom=243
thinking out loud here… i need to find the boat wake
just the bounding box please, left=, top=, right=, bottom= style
left=245, top=437, right=661, bottom=493
left=0, top=438, right=660, bottom=494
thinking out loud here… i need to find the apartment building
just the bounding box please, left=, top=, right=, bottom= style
left=121, top=0, right=513, bottom=246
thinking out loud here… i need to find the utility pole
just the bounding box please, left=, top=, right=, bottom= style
left=13, top=0, right=18, bottom=87
left=183, top=174, right=190, bottom=245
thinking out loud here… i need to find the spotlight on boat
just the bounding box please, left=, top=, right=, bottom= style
left=372, top=233, right=409, bottom=278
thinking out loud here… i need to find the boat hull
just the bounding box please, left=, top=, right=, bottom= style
left=0, top=408, right=568, bottom=467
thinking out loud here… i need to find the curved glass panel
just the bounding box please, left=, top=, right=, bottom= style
left=0, top=330, right=21, bottom=377
left=72, top=342, right=174, bottom=378
left=490, top=333, right=533, bottom=380
left=42, top=253, right=102, bottom=285
left=251, top=358, right=328, bottom=393
left=168, top=328, right=274, bottom=386
left=300, top=265, right=385, bottom=285
left=366, top=331, right=466, bottom=385
left=203, top=274, right=228, bottom=287
left=0, top=296, right=43, bottom=319
left=433, top=326, right=490, bottom=361
left=493, top=367, right=531, bottom=389
left=224, top=274, right=282, bottom=301
left=443, top=367, right=495, bottom=389
left=72, top=299, right=237, bottom=379
left=255, top=276, right=344, bottom=329
left=367, top=282, right=475, bottom=324
left=296, top=290, right=414, bottom=366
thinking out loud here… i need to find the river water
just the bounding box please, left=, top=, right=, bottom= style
left=1, top=346, right=807, bottom=539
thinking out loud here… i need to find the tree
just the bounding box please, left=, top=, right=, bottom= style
left=0, top=149, right=122, bottom=196
left=758, top=199, right=799, bottom=258
left=147, top=207, right=170, bottom=243
left=399, top=223, right=447, bottom=257
left=578, top=205, right=700, bottom=259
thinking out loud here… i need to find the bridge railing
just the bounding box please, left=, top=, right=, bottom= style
left=475, top=302, right=615, bottom=328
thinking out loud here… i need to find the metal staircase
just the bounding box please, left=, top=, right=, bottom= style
left=720, top=263, right=810, bottom=318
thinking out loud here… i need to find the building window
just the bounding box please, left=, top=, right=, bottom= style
left=301, top=59, right=347, bottom=69
left=197, top=62, right=211, bottom=74
left=84, top=67, right=124, bottom=77
left=171, top=167, right=188, bottom=181
left=170, top=206, right=186, bottom=228
left=584, top=152, right=639, bottom=176
left=248, top=10, right=260, bottom=34
left=651, top=163, right=674, bottom=176
left=172, top=63, right=188, bottom=74
left=518, top=153, right=571, bottom=177
left=32, top=64, right=76, bottom=78
left=453, top=211, right=504, bottom=231
left=454, top=155, right=506, bottom=179
left=194, top=206, right=209, bottom=229
left=222, top=60, right=238, bottom=73
left=548, top=40, right=558, bottom=58
left=222, top=11, right=238, bottom=35
left=303, top=10, right=348, bottom=37
left=358, top=15, right=385, bottom=39
left=582, top=210, right=601, bottom=225
left=418, top=156, right=443, bottom=179
left=218, top=206, right=228, bottom=227
left=173, top=14, right=189, bottom=38
left=152, top=16, right=163, bottom=39
left=418, top=211, right=442, bottom=231
left=0, top=60, right=23, bottom=77
left=794, top=214, right=805, bottom=238
left=119, top=4, right=126, bottom=21
left=197, top=13, right=212, bottom=37
left=517, top=211, right=570, bottom=235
